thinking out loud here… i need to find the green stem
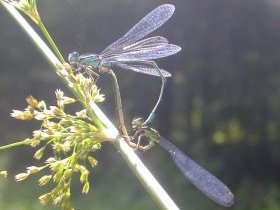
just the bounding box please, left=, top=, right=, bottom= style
left=83, top=102, right=104, bottom=130
left=1, top=2, right=180, bottom=209
left=38, top=21, right=65, bottom=63
left=0, top=140, right=28, bottom=151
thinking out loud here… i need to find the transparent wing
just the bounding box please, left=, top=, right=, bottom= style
left=122, top=36, right=168, bottom=51
left=114, top=62, right=172, bottom=77
left=101, top=36, right=169, bottom=57
left=158, top=137, right=235, bottom=207
left=101, top=4, right=175, bottom=55
left=103, top=44, right=181, bottom=62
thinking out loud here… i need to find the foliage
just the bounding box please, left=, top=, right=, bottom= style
left=2, top=67, right=108, bottom=210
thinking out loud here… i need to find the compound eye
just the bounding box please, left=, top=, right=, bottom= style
left=132, top=117, right=144, bottom=130
left=68, top=51, right=80, bottom=64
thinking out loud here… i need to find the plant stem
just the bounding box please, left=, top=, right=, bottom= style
left=38, top=21, right=65, bottom=63
left=0, top=140, right=27, bottom=151
left=1, top=2, right=180, bottom=209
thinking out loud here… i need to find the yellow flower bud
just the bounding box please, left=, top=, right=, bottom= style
left=82, top=181, right=90, bottom=194
left=15, top=173, right=29, bottom=181
left=38, top=175, right=52, bottom=186
left=0, top=171, right=8, bottom=177
left=38, top=193, right=52, bottom=205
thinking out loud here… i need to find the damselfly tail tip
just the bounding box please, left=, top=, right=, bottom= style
left=161, top=4, right=175, bottom=11
left=220, top=190, right=234, bottom=207
left=178, top=46, right=182, bottom=52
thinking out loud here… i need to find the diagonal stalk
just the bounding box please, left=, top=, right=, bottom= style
left=0, top=2, right=180, bottom=210
left=38, top=21, right=65, bottom=63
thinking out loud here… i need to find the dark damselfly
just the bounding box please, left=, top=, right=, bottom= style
left=69, top=5, right=234, bottom=207
left=68, top=4, right=181, bottom=127
left=132, top=118, right=234, bottom=207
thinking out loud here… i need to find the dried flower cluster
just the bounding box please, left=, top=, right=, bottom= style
left=3, top=0, right=41, bottom=23
left=10, top=69, right=109, bottom=210
left=1, top=1, right=114, bottom=210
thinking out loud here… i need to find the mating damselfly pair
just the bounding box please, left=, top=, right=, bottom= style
left=69, top=4, right=234, bottom=207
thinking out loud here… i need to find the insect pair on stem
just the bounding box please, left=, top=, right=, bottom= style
left=68, top=60, right=159, bottom=151
left=68, top=4, right=179, bottom=151
left=69, top=4, right=234, bottom=207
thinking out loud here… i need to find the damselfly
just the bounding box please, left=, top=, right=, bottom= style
left=68, top=4, right=181, bottom=126
left=132, top=118, right=235, bottom=207
left=69, top=4, right=234, bottom=206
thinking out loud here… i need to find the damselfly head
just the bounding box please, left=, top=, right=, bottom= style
left=132, top=117, right=145, bottom=130
left=68, top=51, right=80, bottom=65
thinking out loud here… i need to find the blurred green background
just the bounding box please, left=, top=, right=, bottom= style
left=1, top=0, right=280, bottom=209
